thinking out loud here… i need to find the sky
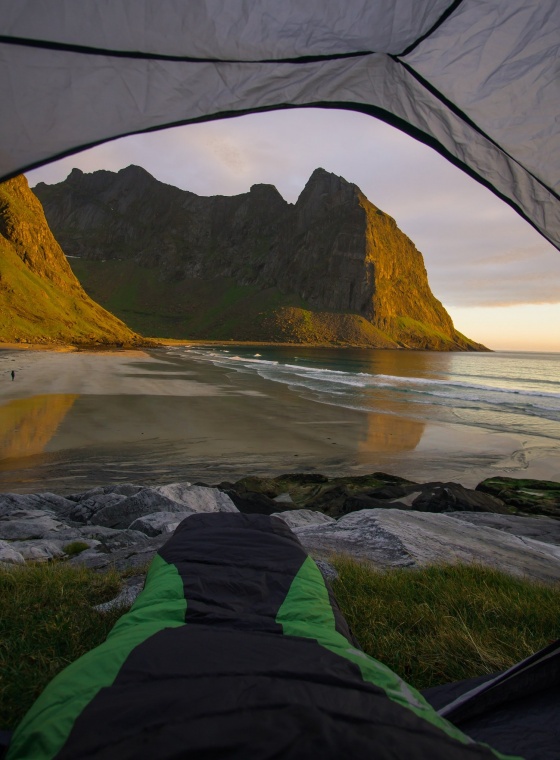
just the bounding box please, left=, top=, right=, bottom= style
left=26, top=108, right=560, bottom=352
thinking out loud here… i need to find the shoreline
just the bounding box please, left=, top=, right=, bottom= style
left=1, top=346, right=559, bottom=493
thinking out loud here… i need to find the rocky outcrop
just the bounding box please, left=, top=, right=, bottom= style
left=0, top=175, right=146, bottom=346
left=34, top=167, right=484, bottom=350
left=476, top=477, right=560, bottom=519
left=2, top=476, right=560, bottom=587
left=294, top=509, right=560, bottom=584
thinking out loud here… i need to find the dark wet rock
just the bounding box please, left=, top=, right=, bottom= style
left=448, top=512, right=560, bottom=547
left=407, top=482, right=509, bottom=514
left=224, top=490, right=281, bottom=515
left=227, top=472, right=419, bottom=514
left=476, top=477, right=560, bottom=518
left=342, top=494, right=406, bottom=513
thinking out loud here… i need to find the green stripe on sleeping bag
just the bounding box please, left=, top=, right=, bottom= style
left=7, top=554, right=187, bottom=760
left=275, top=556, right=523, bottom=760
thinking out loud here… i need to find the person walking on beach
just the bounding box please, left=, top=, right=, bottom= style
left=11, top=370, right=14, bottom=381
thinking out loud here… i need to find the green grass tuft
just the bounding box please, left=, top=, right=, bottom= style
left=62, top=541, right=91, bottom=557
left=0, top=563, right=123, bottom=729
left=331, top=556, right=560, bottom=688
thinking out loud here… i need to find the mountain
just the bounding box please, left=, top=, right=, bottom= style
left=34, top=166, right=485, bottom=350
left=0, top=175, right=146, bottom=346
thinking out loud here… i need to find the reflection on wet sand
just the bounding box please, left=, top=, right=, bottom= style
left=0, top=395, right=78, bottom=462
left=357, top=410, right=425, bottom=458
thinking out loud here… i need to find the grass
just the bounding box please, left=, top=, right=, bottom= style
left=61, top=541, right=91, bottom=557
left=0, top=563, right=123, bottom=729
left=331, top=556, right=560, bottom=689
left=1, top=558, right=558, bottom=731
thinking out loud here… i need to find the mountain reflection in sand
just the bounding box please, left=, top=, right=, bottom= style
left=0, top=394, right=78, bottom=462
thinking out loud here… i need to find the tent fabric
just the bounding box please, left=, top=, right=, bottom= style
left=0, top=1, right=558, bottom=249
left=6, top=513, right=518, bottom=760
left=423, top=641, right=560, bottom=760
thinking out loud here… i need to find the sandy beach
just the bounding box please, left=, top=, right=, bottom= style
left=1, top=346, right=558, bottom=494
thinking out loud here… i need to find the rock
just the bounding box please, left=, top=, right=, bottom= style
left=476, top=477, right=560, bottom=518
left=62, top=493, right=128, bottom=524
left=0, top=539, right=25, bottom=565
left=129, top=511, right=195, bottom=537
left=172, top=485, right=237, bottom=514
left=272, top=493, right=293, bottom=504
left=272, top=510, right=335, bottom=529
left=10, top=540, right=70, bottom=562
left=69, top=536, right=167, bottom=571
left=0, top=492, right=76, bottom=517
left=295, top=511, right=415, bottom=569
left=90, top=490, right=188, bottom=529
left=94, top=582, right=144, bottom=613
left=342, top=494, right=407, bottom=513
left=448, top=512, right=560, bottom=547
left=314, top=558, right=338, bottom=582
left=224, top=490, right=280, bottom=515
left=81, top=529, right=151, bottom=552
left=295, top=509, right=560, bottom=583
left=407, top=482, right=508, bottom=514
left=90, top=485, right=237, bottom=529
left=0, top=511, right=81, bottom=541
left=65, top=484, right=144, bottom=502
left=151, top=483, right=192, bottom=502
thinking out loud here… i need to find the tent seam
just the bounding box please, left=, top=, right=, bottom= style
left=389, top=57, right=560, bottom=202
left=397, top=0, right=467, bottom=57
left=10, top=101, right=557, bottom=251
left=0, top=35, right=375, bottom=65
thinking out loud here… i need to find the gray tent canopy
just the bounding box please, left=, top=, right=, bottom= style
left=0, top=0, right=558, bottom=248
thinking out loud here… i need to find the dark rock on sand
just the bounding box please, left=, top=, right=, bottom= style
left=223, top=490, right=280, bottom=515
left=405, top=482, right=509, bottom=514
left=476, top=478, right=560, bottom=519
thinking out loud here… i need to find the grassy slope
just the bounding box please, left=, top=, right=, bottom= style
left=0, top=177, right=146, bottom=346
left=1, top=559, right=558, bottom=729
left=70, top=258, right=476, bottom=349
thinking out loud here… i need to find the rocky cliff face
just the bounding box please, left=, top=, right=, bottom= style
left=34, top=167, right=484, bottom=350
left=0, top=175, right=145, bottom=346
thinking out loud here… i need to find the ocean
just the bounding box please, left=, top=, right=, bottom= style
left=180, top=346, right=560, bottom=444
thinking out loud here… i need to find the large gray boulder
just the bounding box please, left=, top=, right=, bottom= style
left=0, top=539, right=25, bottom=565
left=272, top=510, right=335, bottom=529
left=0, top=492, right=76, bottom=517
left=447, top=512, right=560, bottom=547
left=129, top=511, right=195, bottom=537
left=89, top=484, right=237, bottom=529
left=0, top=510, right=82, bottom=541
left=295, top=509, right=560, bottom=583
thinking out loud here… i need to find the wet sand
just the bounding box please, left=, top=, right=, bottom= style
left=1, top=347, right=558, bottom=493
